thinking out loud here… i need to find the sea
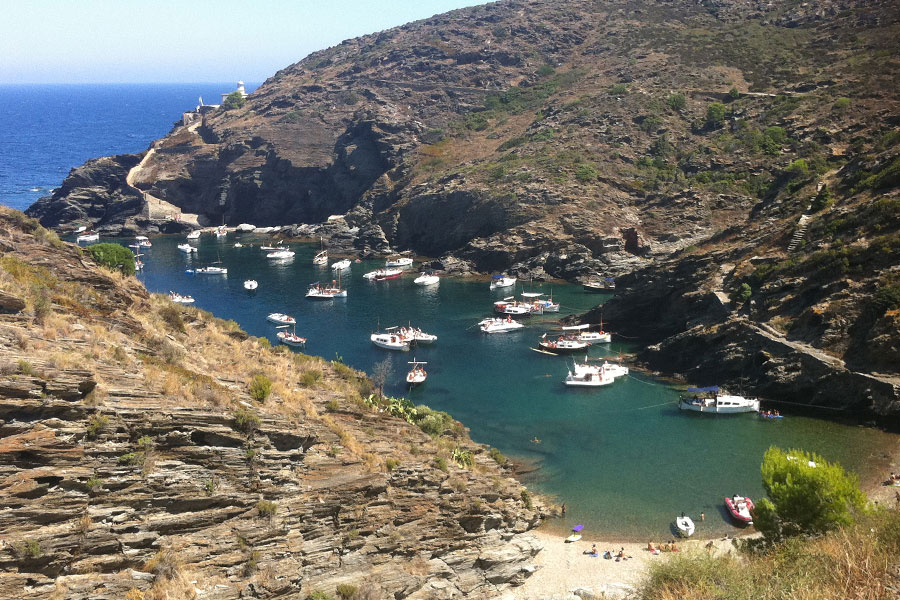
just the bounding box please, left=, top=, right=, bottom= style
left=0, top=84, right=894, bottom=541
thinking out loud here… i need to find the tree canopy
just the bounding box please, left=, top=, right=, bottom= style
left=84, top=243, right=135, bottom=276
left=222, top=91, right=246, bottom=110
left=754, top=447, right=866, bottom=541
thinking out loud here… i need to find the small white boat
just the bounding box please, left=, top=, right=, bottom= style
left=385, top=256, right=414, bottom=268
left=267, top=249, right=295, bottom=259
left=244, top=280, right=258, bottom=290
left=577, top=331, right=612, bottom=344
left=538, top=335, right=590, bottom=354
left=679, top=387, right=760, bottom=414
left=406, top=359, right=427, bottom=385
left=598, top=360, right=628, bottom=379
left=479, top=317, right=525, bottom=334
left=187, top=266, right=227, bottom=275
left=313, top=249, right=328, bottom=265
left=305, top=280, right=347, bottom=299
left=490, top=275, right=516, bottom=290
left=399, top=326, right=437, bottom=345
left=564, top=362, right=615, bottom=387
left=135, top=235, right=152, bottom=247
left=260, top=244, right=286, bottom=251
left=168, top=291, right=194, bottom=304
left=76, top=232, right=99, bottom=243
left=331, top=259, right=351, bottom=271
left=177, top=243, right=197, bottom=254
left=276, top=325, right=306, bottom=347
left=215, top=226, right=227, bottom=238
left=676, top=514, right=695, bottom=537
left=414, top=272, right=440, bottom=286
left=371, top=332, right=410, bottom=351
left=186, top=230, right=202, bottom=240
left=75, top=225, right=87, bottom=233
left=523, top=293, right=560, bottom=312
left=233, top=242, right=243, bottom=248
left=364, top=268, right=403, bottom=281
left=494, top=299, right=534, bottom=317
left=266, top=313, right=296, bottom=325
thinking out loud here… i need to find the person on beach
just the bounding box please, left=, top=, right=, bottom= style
left=700, top=512, right=705, bottom=521
left=561, top=503, right=566, bottom=515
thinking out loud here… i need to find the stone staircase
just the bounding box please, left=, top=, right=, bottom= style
left=787, top=214, right=811, bottom=252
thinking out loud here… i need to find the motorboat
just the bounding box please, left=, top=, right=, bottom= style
left=479, top=317, right=525, bottom=334
left=371, top=332, right=410, bottom=351
left=675, top=514, right=695, bottom=537
left=187, top=266, right=227, bottom=275
left=583, top=277, right=615, bottom=292
left=494, top=298, right=534, bottom=317
left=331, top=259, right=351, bottom=271
left=399, top=326, right=437, bottom=345
left=75, top=226, right=87, bottom=233
left=135, top=235, right=152, bottom=247
left=244, top=280, right=258, bottom=290
left=414, top=272, right=440, bottom=286
left=266, top=249, right=295, bottom=259
left=363, top=268, right=403, bottom=281
left=168, top=291, right=194, bottom=304
left=186, top=230, right=201, bottom=240
left=490, top=275, right=516, bottom=290
left=564, top=362, right=615, bottom=387
left=725, top=495, right=755, bottom=525
left=76, top=232, right=99, bottom=243
left=233, top=242, right=243, bottom=248
left=305, top=279, right=347, bottom=299
left=176, top=243, right=197, bottom=254
left=598, top=360, right=628, bottom=379
left=260, top=244, right=286, bottom=251
left=538, top=335, right=591, bottom=354
left=313, top=249, right=328, bottom=265
left=406, top=359, right=427, bottom=385
left=266, top=313, right=296, bottom=325
left=276, top=325, right=306, bottom=347
left=577, top=330, right=612, bottom=344
left=385, top=256, right=414, bottom=268
left=529, top=296, right=560, bottom=312
left=679, top=387, right=760, bottom=414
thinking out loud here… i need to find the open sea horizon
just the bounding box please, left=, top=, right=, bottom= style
left=1, top=83, right=894, bottom=541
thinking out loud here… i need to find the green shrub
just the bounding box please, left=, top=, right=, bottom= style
left=520, top=489, right=533, bottom=509
left=158, top=305, right=185, bottom=333
left=537, top=64, right=555, bottom=77
left=306, top=591, right=335, bottom=600
left=832, top=96, right=851, bottom=110
left=488, top=447, right=508, bottom=465
left=415, top=405, right=455, bottom=436
left=872, top=277, right=900, bottom=315
left=434, top=457, right=448, bottom=472
left=787, top=158, right=809, bottom=177
left=300, top=370, right=321, bottom=388
left=732, top=282, right=752, bottom=304
left=451, top=447, right=474, bottom=469
left=86, top=414, right=109, bottom=439
left=249, top=374, right=272, bottom=402
left=19, top=539, right=41, bottom=559
left=257, top=500, right=278, bottom=517
left=233, top=408, right=261, bottom=435
left=325, top=399, right=339, bottom=412
left=667, top=93, right=686, bottom=111
left=498, top=136, right=526, bottom=151
left=84, top=243, right=135, bottom=276
left=608, top=83, right=628, bottom=95
left=222, top=91, right=246, bottom=110
left=754, top=447, right=866, bottom=542
left=574, top=163, right=598, bottom=183
left=705, top=102, right=726, bottom=128
left=385, top=458, right=400, bottom=472
left=727, top=87, right=740, bottom=100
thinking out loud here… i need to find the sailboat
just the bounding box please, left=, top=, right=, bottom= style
left=276, top=324, right=306, bottom=347
left=406, top=359, right=427, bottom=385
left=305, top=269, right=347, bottom=299
left=313, top=237, right=328, bottom=265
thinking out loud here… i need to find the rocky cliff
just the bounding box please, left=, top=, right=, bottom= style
left=27, top=0, right=900, bottom=281
left=0, top=209, right=543, bottom=599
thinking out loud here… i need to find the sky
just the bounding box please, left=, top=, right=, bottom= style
left=2, top=0, right=488, bottom=84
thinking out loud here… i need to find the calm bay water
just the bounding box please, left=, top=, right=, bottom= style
left=2, top=84, right=892, bottom=541
left=134, top=235, right=893, bottom=540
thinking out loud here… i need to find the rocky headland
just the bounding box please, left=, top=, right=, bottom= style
left=0, top=209, right=543, bottom=599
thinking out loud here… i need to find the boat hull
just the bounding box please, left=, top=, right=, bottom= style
left=371, top=334, right=410, bottom=351
left=725, top=497, right=755, bottom=525
left=675, top=516, right=695, bottom=537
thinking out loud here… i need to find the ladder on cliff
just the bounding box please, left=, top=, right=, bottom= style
left=787, top=214, right=811, bottom=252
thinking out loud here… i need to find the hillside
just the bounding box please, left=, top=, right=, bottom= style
left=27, top=0, right=900, bottom=281
left=0, top=209, right=542, bottom=599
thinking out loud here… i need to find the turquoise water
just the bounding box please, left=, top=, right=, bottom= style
left=133, top=234, right=892, bottom=540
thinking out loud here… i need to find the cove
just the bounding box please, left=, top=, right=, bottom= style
left=135, top=234, right=894, bottom=540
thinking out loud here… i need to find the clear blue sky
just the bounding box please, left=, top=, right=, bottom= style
left=2, top=0, right=488, bottom=84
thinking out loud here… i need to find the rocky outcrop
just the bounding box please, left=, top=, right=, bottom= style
left=0, top=208, right=544, bottom=599
left=27, top=0, right=900, bottom=282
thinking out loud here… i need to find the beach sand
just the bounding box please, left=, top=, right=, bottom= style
left=511, top=529, right=737, bottom=599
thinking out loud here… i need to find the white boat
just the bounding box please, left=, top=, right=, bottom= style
left=313, top=249, right=328, bottom=265
left=233, top=242, right=243, bottom=248
left=215, top=226, right=227, bottom=238
left=75, top=225, right=87, bottom=233
left=406, top=359, right=427, bottom=385
left=539, top=335, right=591, bottom=354
left=260, top=244, right=286, bottom=251
left=135, top=235, right=152, bottom=247
left=371, top=332, right=410, bottom=351
left=523, top=293, right=560, bottom=313
left=305, top=278, right=347, bottom=299
left=266, top=313, right=296, bottom=325
left=267, top=249, right=295, bottom=259
left=276, top=325, right=306, bottom=347
left=494, top=299, right=534, bottom=317
left=385, top=256, right=414, bottom=268
left=414, top=272, right=440, bottom=286
left=177, top=243, right=197, bottom=254
left=490, top=275, right=516, bottom=290
left=399, top=326, right=437, bottom=345
left=679, top=387, right=760, bottom=414
left=186, top=230, right=201, bottom=240
left=577, top=331, right=612, bottom=344
left=598, top=360, right=628, bottom=379
left=168, top=291, right=195, bottom=304
left=564, top=362, right=616, bottom=387
left=331, top=259, right=351, bottom=271
left=479, top=317, right=525, bottom=334
left=675, top=514, right=695, bottom=537
left=364, top=268, right=403, bottom=281
left=76, top=232, right=99, bottom=243
left=244, top=280, right=258, bottom=290
left=187, top=266, right=227, bottom=275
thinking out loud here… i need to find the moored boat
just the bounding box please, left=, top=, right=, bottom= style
left=266, top=313, right=296, bottom=325
left=583, top=277, right=615, bottom=292
left=406, top=359, right=427, bottom=385
left=187, top=266, right=227, bottom=275
left=564, top=362, right=615, bottom=387
left=490, top=274, right=516, bottom=290
left=577, top=330, right=612, bottom=343
left=266, top=249, right=295, bottom=259
left=331, top=259, right=351, bottom=271
left=479, top=317, right=525, bottom=334
left=76, top=232, right=99, bottom=243
left=725, top=495, right=755, bottom=525
left=186, top=230, right=201, bottom=240
left=399, top=326, right=437, bottom=345
left=244, top=280, right=258, bottom=290
left=371, top=332, right=410, bottom=351
left=177, top=243, right=197, bottom=254
left=276, top=325, right=306, bottom=347
left=414, top=271, right=440, bottom=286
left=538, top=335, right=591, bottom=354
left=494, top=298, right=534, bottom=317
left=385, top=256, right=414, bottom=268
left=364, top=268, right=403, bottom=281
left=679, top=387, right=760, bottom=414
left=675, top=514, right=695, bottom=537
left=313, top=249, right=328, bottom=265
left=168, top=291, right=195, bottom=304
left=215, top=226, right=227, bottom=238
left=305, top=279, right=347, bottom=299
